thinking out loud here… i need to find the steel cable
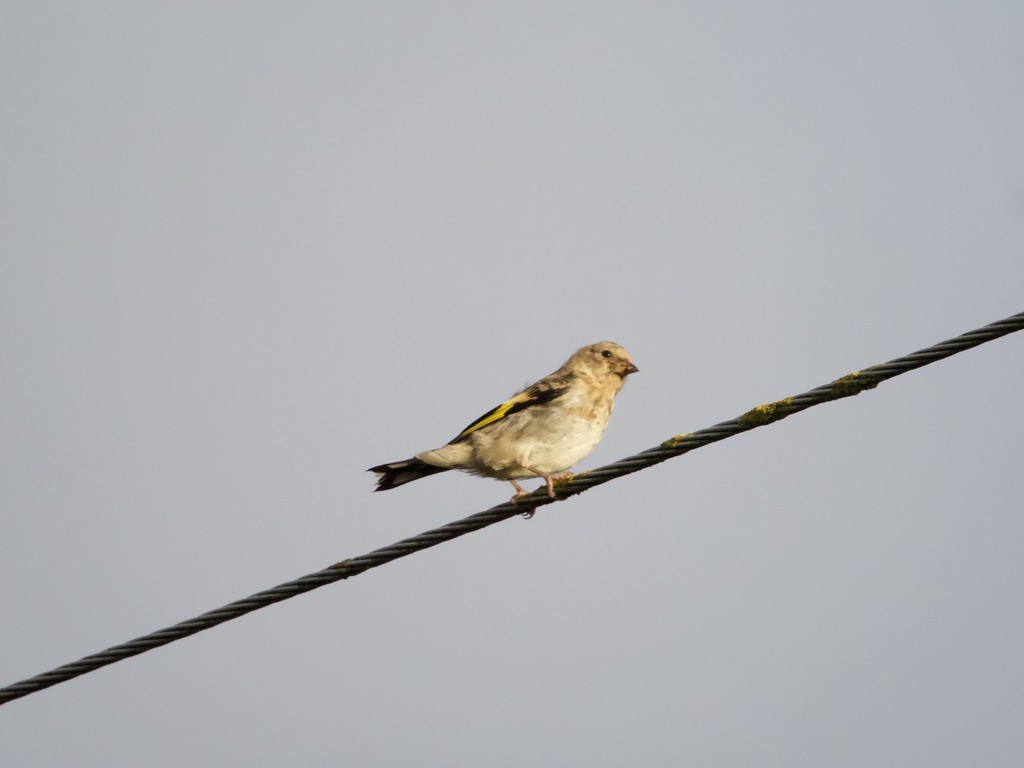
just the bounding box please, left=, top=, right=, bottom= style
left=1, top=310, right=1022, bottom=706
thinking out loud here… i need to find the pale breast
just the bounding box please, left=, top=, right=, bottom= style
left=466, top=389, right=614, bottom=478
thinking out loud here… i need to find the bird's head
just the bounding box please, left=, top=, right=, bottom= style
left=574, top=341, right=639, bottom=381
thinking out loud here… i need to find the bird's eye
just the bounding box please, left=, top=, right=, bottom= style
left=601, top=350, right=612, bottom=358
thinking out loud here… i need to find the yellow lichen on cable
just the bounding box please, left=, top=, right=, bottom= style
left=739, top=398, right=794, bottom=427
left=661, top=433, right=692, bottom=449
left=830, top=370, right=881, bottom=399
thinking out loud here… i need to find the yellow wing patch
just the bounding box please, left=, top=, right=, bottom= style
left=450, top=380, right=570, bottom=443
left=454, top=390, right=535, bottom=441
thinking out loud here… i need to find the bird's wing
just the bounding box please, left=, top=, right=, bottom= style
left=450, top=378, right=571, bottom=443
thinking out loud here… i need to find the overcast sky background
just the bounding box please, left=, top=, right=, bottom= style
left=2, top=3, right=1023, bottom=766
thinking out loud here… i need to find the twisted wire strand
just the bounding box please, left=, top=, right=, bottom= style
left=2, top=310, right=1022, bottom=706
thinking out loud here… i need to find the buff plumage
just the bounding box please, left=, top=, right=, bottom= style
left=369, top=342, right=638, bottom=506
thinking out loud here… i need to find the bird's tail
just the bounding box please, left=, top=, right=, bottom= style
left=368, top=458, right=450, bottom=492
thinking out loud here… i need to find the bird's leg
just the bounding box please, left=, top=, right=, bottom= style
left=508, top=480, right=538, bottom=519
left=508, top=480, right=528, bottom=505
left=522, top=469, right=557, bottom=498
left=510, top=471, right=562, bottom=519
left=542, top=474, right=556, bottom=498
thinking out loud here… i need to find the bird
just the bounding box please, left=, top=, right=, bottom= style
left=369, top=341, right=638, bottom=509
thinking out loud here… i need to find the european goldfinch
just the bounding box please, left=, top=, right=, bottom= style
left=369, top=341, right=638, bottom=505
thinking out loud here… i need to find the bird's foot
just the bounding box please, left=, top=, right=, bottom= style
left=508, top=481, right=535, bottom=518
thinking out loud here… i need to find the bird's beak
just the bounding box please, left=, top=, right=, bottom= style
left=624, top=362, right=639, bottom=376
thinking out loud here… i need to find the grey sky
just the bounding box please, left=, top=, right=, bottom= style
left=2, top=3, right=1023, bottom=766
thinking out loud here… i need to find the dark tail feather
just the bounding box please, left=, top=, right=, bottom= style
left=368, top=458, right=450, bottom=492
